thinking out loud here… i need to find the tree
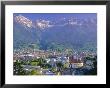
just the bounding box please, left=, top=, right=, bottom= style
left=13, top=61, right=26, bottom=75
left=51, top=67, right=57, bottom=73
left=43, top=63, right=51, bottom=69
left=30, top=61, right=38, bottom=66
left=28, top=43, right=39, bottom=49
left=30, top=70, right=41, bottom=75
left=56, top=62, right=64, bottom=74
left=63, top=62, right=69, bottom=69
left=69, top=63, right=73, bottom=75
left=67, top=49, right=73, bottom=56
left=37, top=58, right=46, bottom=67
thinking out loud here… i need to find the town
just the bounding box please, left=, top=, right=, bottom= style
left=13, top=48, right=97, bottom=75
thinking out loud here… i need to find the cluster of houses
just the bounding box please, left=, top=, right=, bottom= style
left=13, top=49, right=63, bottom=61
left=14, top=49, right=96, bottom=75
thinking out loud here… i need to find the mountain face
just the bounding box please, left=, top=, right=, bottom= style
left=13, top=15, right=97, bottom=52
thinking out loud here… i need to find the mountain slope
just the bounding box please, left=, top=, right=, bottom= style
left=13, top=15, right=97, bottom=52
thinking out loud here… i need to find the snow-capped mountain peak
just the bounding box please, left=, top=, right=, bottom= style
left=14, top=15, right=96, bottom=30
left=14, top=15, right=33, bottom=28
left=36, top=19, right=53, bottom=30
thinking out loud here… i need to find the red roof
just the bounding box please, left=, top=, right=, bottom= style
left=69, top=56, right=82, bottom=63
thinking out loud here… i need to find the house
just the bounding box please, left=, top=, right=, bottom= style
left=69, top=55, right=83, bottom=68
left=45, top=59, right=50, bottom=63
left=22, top=65, right=42, bottom=73
left=86, top=60, right=93, bottom=65
left=84, top=60, right=94, bottom=70
left=48, top=58, right=57, bottom=67
left=42, top=69, right=56, bottom=75
left=19, top=53, right=34, bottom=61
left=60, top=56, right=69, bottom=64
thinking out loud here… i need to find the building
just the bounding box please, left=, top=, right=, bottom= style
left=49, top=58, right=57, bottom=67
left=19, top=53, right=34, bottom=61
left=60, top=56, right=69, bottom=64
left=69, top=55, right=83, bottom=68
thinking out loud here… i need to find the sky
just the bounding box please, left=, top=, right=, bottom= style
left=14, top=13, right=97, bottom=21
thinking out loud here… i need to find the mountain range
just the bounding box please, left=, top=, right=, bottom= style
left=13, top=14, right=97, bottom=52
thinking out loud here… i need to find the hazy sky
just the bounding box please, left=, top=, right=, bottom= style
left=14, top=13, right=97, bottom=21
